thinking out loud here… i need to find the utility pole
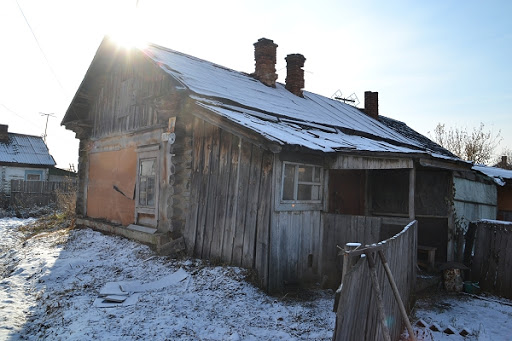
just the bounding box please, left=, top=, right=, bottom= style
left=40, top=112, right=55, bottom=144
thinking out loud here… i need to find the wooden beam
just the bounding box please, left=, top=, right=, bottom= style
left=378, top=250, right=416, bottom=341
left=409, top=166, right=415, bottom=220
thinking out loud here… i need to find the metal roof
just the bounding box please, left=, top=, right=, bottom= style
left=0, top=133, right=56, bottom=166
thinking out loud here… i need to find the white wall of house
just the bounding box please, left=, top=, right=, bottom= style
left=453, top=176, right=497, bottom=231
left=0, top=166, right=49, bottom=195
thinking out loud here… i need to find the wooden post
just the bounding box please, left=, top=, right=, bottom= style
left=366, top=251, right=391, bottom=341
left=342, top=242, right=361, bottom=281
left=334, top=242, right=361, bottom=312
left=378, top=250, right=416, bottom=341
left=408, top=166, right=415, bottom=220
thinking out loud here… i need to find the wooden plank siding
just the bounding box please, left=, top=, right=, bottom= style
left=267, top=213, right=410, bottom=292
left=470, top=220, right=512, bottom=299
left=87, top=52, right=178, bottom=139
left=333, top=221, right=418, bottom=341
left=184, top=118, right=274, bottom=289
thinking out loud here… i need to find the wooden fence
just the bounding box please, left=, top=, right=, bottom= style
left=333, top=220, right=417, bottom=341
left=467, top=220, right=512, bottom=299
left=10, top=180, right=77, bottom=207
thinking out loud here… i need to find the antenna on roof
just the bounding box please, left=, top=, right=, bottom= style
left=331, top=90, right=360, bottom=107
left=40, top=112, right=56, bottom=144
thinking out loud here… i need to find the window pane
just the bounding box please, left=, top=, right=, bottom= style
left=140, top=159, right=156, bottom=176
left=298, top=165, right=312, bottom=182
left=146, top=177, right=156, bottom=206
left=138, top=178, right=147, bottom=205
left=313, top=167, right=321, bottom=182
left=26, top=174, right=41, bottom=181
left=298, top=184, right=312, bottom=200
left=283, top=164, right=295, bottom=200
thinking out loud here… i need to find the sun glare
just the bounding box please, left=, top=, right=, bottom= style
left=106, top=7, right=147, bottom=49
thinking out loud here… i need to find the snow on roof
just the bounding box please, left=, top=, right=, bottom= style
left=198, top=101, right=425, bottom=154
left=473, top=165, right=512, bottom=186
left=0, top=133, right=55, bottom=166
left=141, top=44, right=457, bottom=159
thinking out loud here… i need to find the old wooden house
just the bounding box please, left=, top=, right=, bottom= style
left=62, top=37, right=474, bottom=291
left=0, top=124, right=56, bottom=204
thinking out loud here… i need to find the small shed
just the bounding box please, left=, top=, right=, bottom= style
left=62, top=37, right=473, bottom=291
left=474, top=165, right=512, bottom=222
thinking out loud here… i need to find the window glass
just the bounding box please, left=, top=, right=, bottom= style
left=283, top=163, right=295, bottom=200
left=297, top=184, right=312, bottom=200
left=281, top=162, right=323, bottom=203
left=298, top=165, right=312, bottom=182
left=26, top=173, right=41, bottom=181
left=138, top=158, right=156, bottom=207
left=146, top=177, right=156, bottom=206
left=313, top=167, right=321, bottom=182
left=140, top=159, right=155, bottom=177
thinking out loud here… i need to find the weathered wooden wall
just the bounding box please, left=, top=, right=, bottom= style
left=1, top=166, right=49, bottom=195
left=469, top=220, right=512, bottom=299
left=10, top=180, right=76, bottom=208
left=268, top=213, right=410, bottom=292
left=454, top=176, right=497, bottom=228
left=88, top=52, right=177, bottom=139
left=184, top=118, right=273, bottom=289
left=333, top=221, right=417, bottom=341
left=317, top=214, right=382, bottom=289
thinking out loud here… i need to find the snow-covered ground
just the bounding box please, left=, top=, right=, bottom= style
left=410, top=291, right=512, bottom=340
left=2, top=217, right=512, bottom=341
left=0, top=217, right=334, bottom=340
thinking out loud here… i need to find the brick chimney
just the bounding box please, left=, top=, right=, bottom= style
left=253, top=38, right=278, bottom=87
left=502, top=155, right=508, bottom=165
left=285, top=54, right=306, bottom=97
left=0, top=124, right=8, bottom=143
left=364, top=91, right=379, bottom=120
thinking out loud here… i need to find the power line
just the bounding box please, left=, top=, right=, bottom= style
left=15, top=0, right=67, bottom=96
left=0, top=103, right=41, bottom=129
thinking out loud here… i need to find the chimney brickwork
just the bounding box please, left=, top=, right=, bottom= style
left=0, top=124, right=8, bottom=143
left=285, top=54, right=306, bottom=97
left=364, top=91, right=379, bottom=120
left=253, top=38, right=278, bottom=87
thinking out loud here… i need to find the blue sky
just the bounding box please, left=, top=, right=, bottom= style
left=1, top=0, right=510, bottom=167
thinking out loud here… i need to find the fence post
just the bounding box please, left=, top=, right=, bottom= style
left=334, top=242, right=362, bottom=313
left=342, top=242, right=361, bottom=281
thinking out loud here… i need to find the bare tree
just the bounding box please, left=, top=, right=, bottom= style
left=430, top=123, right=502, bottom=165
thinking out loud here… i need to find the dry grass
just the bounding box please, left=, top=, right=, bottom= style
left=19, top=180, right=77, bottom=240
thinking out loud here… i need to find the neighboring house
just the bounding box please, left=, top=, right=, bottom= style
left=62, top=37, right=475, bottom=291
left=474, top=164, right=512, bottom=222
left=0, top=124, right=56, bottom=200
left=49, top=167, right=77, bottom=182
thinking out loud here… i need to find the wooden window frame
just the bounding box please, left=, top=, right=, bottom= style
left=275, top=160, right=324, bottom=211
left=25, top=170, right=43, bottom=181
left=134, top=144, right=160, bottom=226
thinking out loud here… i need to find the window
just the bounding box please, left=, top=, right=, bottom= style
left=138, top=158, right=156, bottom=207
left=25, top=170, right=43, bottom=181
left=281, top=162, right=323, bottom=203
